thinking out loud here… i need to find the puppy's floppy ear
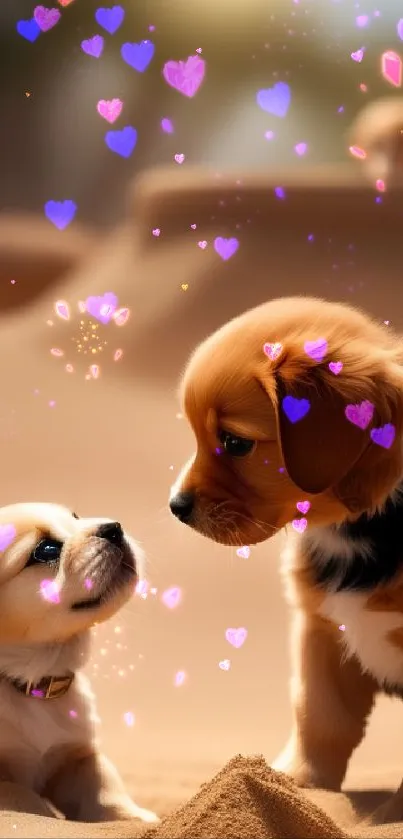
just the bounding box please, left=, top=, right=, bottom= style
left=267, top=355, right=403, bottom=513
left=274, top=374, right=372, bottom=497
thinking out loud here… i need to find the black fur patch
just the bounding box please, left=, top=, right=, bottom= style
left=305, top=484, right=403, bottom=593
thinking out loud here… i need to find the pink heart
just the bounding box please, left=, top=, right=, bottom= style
left=292, top=518, right=308, bottom=533
left=370, top=423, right=396, bottom=450
left=85, top=292, right=118, bottom=324
left=34, top=5, right=61, bottom=31
left=304, top=338, right=328, bottom=361
left=40, top=579, right=61, bottom=604
left=225, top=627, right=248, bottom=649
left=0, top=524, right=16, bottom=552
left=236, top=546, right=250, bottom=559
left=152, top=228, right=160, bottom=237
left=161, top=586, right=182, bottom=610
left=382, top=50, right=402, bottom=88
left=219, top=659, right=231, bottom=671
left=263, top=342, right=283, bottom=361
left=296, top=501, right=310, bottom=514
left=54, top=299, right=70, bottom=320
left=294, top=142, right=307, bottom=156
left=329, top=361, right=343, bottom=375
left=345, top=400, right=374, bottom=430
left=174, top=153, right=185, bottom=164
left=351, top=48, right=364, bottom=62
left=162, top=55, right=206, bottom=98
left=198, top=240, right=207, bottom=249
left=190, top=224, right=197, bottom=229
left=113, top=307, right=130, bottom=327
left=96, top=98, right=123, bottom=124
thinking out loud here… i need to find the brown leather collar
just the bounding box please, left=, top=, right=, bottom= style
left=5, top=672, right=75, bottom=700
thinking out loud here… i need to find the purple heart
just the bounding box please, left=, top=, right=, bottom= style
left=345, top=400, right=374, bottom=430
left=397, top=19, right=403, bottom=41
left=16, top=19, right=41, bottom=42
left=121, top=41, right=155, bottom=72
left=161, top=117, right=174, bottom=133
left=81, top=35, right=104, bottom=57
left=33, top=6, right=61, bottom=32
left=304, top=338, right=328, bottom=361
left=162, top=55, right=206, bottom=98
left=370, top=423, right=396, bottom=450
left=85, top=292, right=118, bottom=324
left=44, top=200, right=77, bottom=230
left=282, top=396, right=311, bottom=424
left=105, top=126, right=137, bottom=158
left=214, top=237, right=239, bottom=261
left=256, top=82, right=291, bottom=118
left=95, top=5, right=125, bottom=34
left=0, top=524, right=16, bottom=552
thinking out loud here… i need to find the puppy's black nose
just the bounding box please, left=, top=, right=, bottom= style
left=169, top=491, right=195, bottom=523
left=96, top=521, right=124, bottom=547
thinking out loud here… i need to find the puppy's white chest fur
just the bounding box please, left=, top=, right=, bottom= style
left=0, top=638, right=98, bottom=791
left=282, top=530, right=403, bottom=689
left=0, top=673, right=98, bottom=787
left=319, top=591, right=403, bottom=687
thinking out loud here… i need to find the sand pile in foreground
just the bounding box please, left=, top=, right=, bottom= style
left=2, top=755, right=403, bottom=839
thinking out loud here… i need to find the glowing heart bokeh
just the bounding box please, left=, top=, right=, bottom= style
left=161, top=586, right=182, bottom=610
left=0, top=524, right=16, bottom=552
left=225, top=627, right=248, bottom=649
left=162, top=56, right=206, bottom=97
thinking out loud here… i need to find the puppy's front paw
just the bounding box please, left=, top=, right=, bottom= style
left=78, top=798, right=160, bottom=823
left=126, top=803, right=160, bottom=824
left=99, top=801, right=160, bottom=823
left=271, top=751, right=340, bottom=791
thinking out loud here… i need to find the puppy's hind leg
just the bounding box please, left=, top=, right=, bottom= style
left=272, top=612, right=378, bottom=791
left=44, top=750, right=159, bottom=823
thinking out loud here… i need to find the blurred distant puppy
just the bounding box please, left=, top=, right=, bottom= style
left=0, top=502, right=157, bottom=823
left=170, top=296, right=403, bottom=791
left=349, top=97, right=403, bottom=184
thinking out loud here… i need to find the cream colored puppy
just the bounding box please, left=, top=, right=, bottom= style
left=0, top=502, right=158, bottom=823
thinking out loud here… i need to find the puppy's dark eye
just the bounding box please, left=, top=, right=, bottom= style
left=27, top=539, right=63, bottom=567
left=219, top=431, right=255, bottom=458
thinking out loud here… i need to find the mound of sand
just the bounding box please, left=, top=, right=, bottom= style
left=1, top=755, right=403, bottom=839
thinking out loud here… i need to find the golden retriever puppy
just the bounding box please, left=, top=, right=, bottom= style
left=0, top=502, right=157, bottom=823
left=170, top=296, right=403, bottom=791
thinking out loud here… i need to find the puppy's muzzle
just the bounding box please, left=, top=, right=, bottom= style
left=169, top=491, right=195, bottom=524
left=70, top=521, right=135, bottom=610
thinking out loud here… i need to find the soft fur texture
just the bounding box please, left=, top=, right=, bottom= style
left=171, top=296, right=403, bottom=792
left=0, top=502, right=158, bottom=824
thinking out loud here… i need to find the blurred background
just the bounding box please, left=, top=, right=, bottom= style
left=2, top=0, right=403, bottom=226
left=1, top=0, right=403, bottom=818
